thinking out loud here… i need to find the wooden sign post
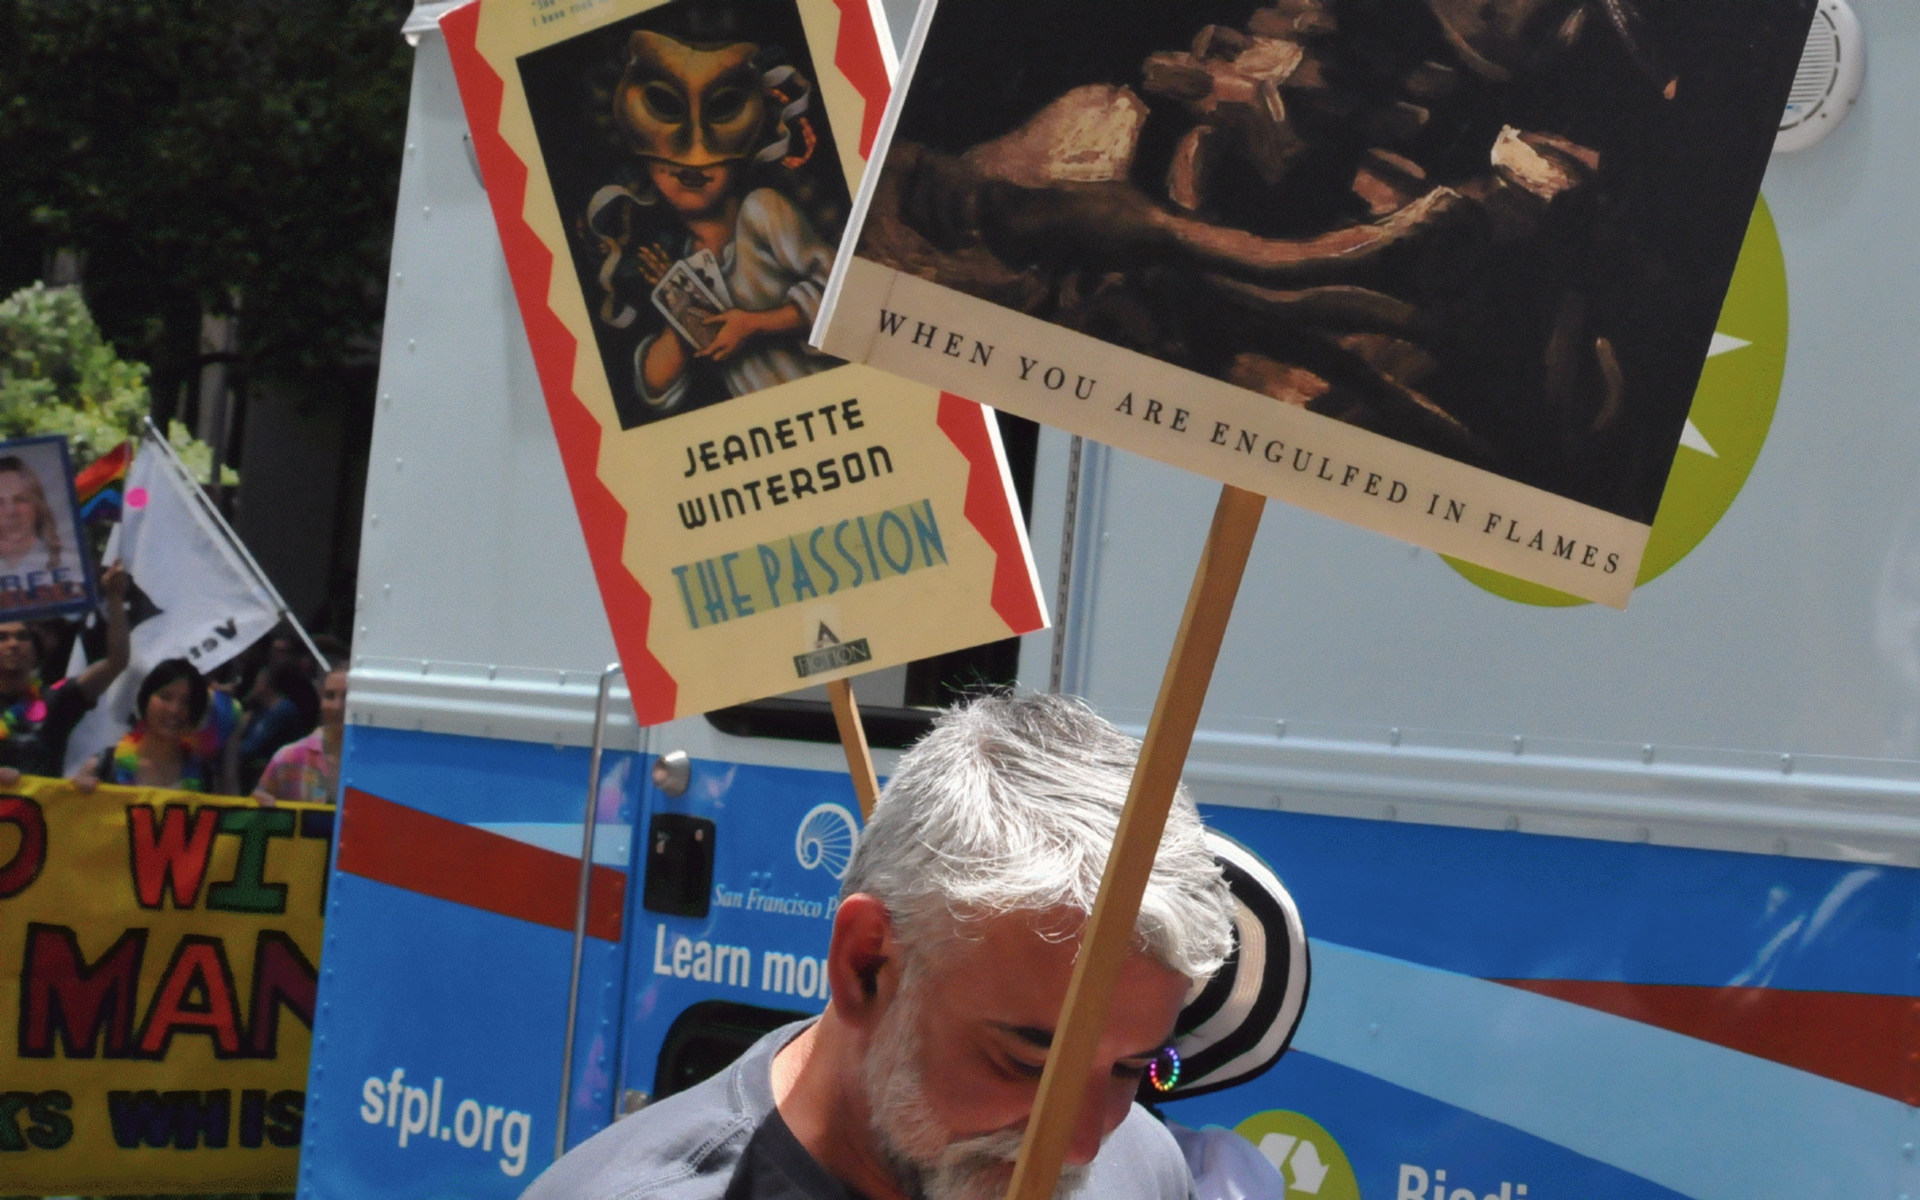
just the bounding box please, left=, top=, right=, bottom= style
left=1006, top=484, right=1266, bottom=1200
left=828, top=678, right=882, bottom=821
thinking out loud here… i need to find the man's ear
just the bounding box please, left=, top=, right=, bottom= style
left=825, top=893, right=898, bottom=1028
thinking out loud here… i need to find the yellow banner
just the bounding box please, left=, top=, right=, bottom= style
left=0, top=778, right=327, bottom=1194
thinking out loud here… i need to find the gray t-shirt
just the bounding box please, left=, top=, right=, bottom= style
left=521, top=1021, right=1196, bottom=1200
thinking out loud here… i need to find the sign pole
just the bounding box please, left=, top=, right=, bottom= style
left=1004, top=483, right=1266, bottom=1200
left=828, top=678, right=881, bottom=820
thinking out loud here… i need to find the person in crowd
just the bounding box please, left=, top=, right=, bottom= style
left=0, top=562, right=128, bottom=781
left=261, top=623, right=342, bottom=682
left=522, top=692, right=1235, bottom=1200
left=200, top=660, right=247, bottom=794
left=313, top=631, right=349, bottom=667
left=74, top=658, right=215, bottom=791
left=264, top=623, right=305, bottom=670
left=237, top=660, right=319, bottom=791
left=253, top=658, right=347, bottom=805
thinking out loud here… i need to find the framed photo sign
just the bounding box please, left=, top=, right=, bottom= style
left=0, top=435, right=98, bottom=620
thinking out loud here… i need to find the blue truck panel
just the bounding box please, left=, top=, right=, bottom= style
left=613, top=756, right=865, bottom=1119
left=1163, top=805, right=1915, bottom=1200
left=301, top=726, right=639, bottom=1198
left=306, top=728, right=1917, bottom=1198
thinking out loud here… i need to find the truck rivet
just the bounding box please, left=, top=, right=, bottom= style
left=1275, top=720, right=1287, bottom=738
left=1636, top=826, right=1651, bottom=843
left=1775, top=838, right=1789, bottom=854
left=1641, top=744, right=1655, bottom=764
left=1505, top=815, right=1520, bottom=831
left=1383, top=804, right=1397, bottom=820
left=1369, top=1023, right=1380, bottom=1039
left=1389, top=727, right=1401, bottom=746
left=1511, top=735, right=1524, bottom=754
left=1780, top=753, right=1793, bottom=774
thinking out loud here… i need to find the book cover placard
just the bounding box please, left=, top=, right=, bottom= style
left=441, top=0, right=1046, bottom=722
left=816, top=0, right=1816, bottom=607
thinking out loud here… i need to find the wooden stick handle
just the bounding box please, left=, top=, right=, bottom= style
left=827, top=678, right=881, bottom=821
left=1004, top=484, right=1265, bottom=1200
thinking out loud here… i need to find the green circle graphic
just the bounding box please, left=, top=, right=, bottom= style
left=1447, top=197, right=1788, bottom=606
left=1233, top=1109, right=1363, bottom=1200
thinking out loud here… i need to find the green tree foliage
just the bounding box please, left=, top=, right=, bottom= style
left=0, top=0, right=411, bottom=399
left=0, top=281, right=232, bottom=481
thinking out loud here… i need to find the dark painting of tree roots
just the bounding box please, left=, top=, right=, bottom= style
left=856, top=0, right=1813, bottom=523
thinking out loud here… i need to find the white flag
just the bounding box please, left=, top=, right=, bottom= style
left=63, top=432, right=283, bottom=773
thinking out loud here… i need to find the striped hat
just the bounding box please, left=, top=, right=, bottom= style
left=1147, top=831, right=1310, bottom=1101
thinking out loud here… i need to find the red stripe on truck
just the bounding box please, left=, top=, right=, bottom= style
left=1498, top=977, right=1915, bottom=1104
left=336, top=787, right=624, bottom=942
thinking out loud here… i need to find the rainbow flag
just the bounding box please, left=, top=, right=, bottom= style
left=74, top=440, right=130, bottom=522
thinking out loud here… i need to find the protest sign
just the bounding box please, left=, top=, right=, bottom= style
left=817, top=0, right=1817, bottom=609
left=441, top=0, right=1046, bottom=724
left=0, top=435, right=96, bottom=620
left=0, top=779, right=327, bottom=1194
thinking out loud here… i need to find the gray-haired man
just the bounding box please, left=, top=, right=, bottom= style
left=524, top=693, right=1235, bottom=1200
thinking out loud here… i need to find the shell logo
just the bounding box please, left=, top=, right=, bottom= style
left=794, top=803, right=859, bottom=880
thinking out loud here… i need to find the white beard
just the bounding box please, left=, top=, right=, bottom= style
left=862, top=982, right=1090, bottom=1200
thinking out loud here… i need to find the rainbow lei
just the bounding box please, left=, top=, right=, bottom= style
left=111, top=726, right=211, bottom=793
left=0, top=681, right=48, bottom=740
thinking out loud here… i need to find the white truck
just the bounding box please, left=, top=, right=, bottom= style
left=297, top=2, right=1917, bottom=1197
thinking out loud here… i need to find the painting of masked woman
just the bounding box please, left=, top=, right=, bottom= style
left=518, top=0, right=851, bottom=429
